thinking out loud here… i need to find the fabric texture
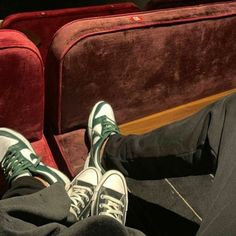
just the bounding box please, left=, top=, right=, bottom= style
left=2, top=3, right=138, bottom=62
left=0, top=29, right=44, bottom=141
left=0, top=182, right=145, bottom=236
left=103, top=93, right=236, bottom=235
left=48, top=129, right=88, bottom=177
left=2, top=176, right=45, bottom=199
left=45, top=1, right=236, bottom=134
left=31, top=135, right=58, bottom=169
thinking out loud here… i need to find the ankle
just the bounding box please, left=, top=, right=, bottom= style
left=34, top=176, right=50, bottom=187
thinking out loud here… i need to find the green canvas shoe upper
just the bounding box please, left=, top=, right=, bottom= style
left=0, top=128, right=70, bottom=189
left=85, top=101, right=119, bottom=173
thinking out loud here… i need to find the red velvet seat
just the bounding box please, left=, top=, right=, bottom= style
left=45, top=1, right=236, bottom=176
left=0, top=30, right=57, bottom=195
left=44, top=2, right=236, bottom=227
left=1, top=3, right=139, bottom=62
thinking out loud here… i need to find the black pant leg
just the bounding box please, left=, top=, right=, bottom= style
left=104, top=93, right=236, bottom=235
left=59, top=215, right=146, bottom=236
left=103, top=94, right=234, bottom=179
left=2, top=176, right=45, bottom=199
left=196, top=94, right=236, bottom=235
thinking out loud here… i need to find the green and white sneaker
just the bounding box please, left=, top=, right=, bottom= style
left=84, top=101, right=120, bottom=173
left=91, top=170, right=128, bottom=224
left=68, top=167, right=102, bottom=220
left=0, top=128, right=70, bottom=189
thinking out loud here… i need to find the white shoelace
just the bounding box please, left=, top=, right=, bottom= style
left=99, top=194, right=124, bottom=224
left=70, top=185, right=93, bottom=219
left=2, top=150, right=38, bottom=182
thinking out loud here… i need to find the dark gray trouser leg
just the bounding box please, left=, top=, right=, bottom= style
left=197, top=95, right=236, bottom=235
left=103, top=93, right=236, bottom=235
left=0, top=182, right=145, bottom=236
left=0, top=183, right=74, bottom=236
left=2, top=176, right=45, bottom=199
left=59, top=215, right=146, bottom=236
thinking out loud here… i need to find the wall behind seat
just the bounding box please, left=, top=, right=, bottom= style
left=0, top=0, right=133, bottom=18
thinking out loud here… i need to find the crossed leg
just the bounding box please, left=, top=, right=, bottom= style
left=92, top=94, right=236, bottom=235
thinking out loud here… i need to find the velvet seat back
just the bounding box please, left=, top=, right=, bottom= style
left=0, top=30, right=44, bottom=141
left=1, top=3, right=139, bottom=62
left=46, top=1, right=236, bottom=134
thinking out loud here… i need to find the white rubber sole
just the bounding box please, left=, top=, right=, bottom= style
left=83, top=153, right=90, bottom=170
left=87, top=101, right=105, bottom=170
left=48, top=166, right=70, bottom=191
left=88, top=101, right=105, bottom=144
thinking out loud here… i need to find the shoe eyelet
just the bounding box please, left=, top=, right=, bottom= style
left=100, top=194, right=104, bottom=199
left=99, top=203, right=103, bottom=208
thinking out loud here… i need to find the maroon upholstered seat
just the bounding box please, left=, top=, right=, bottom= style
left=0, top=30, right=44, bottom=141
left=1, top=3, right=139, bottom=62
left=0, top=30, right=57, bottom=195
left=45, top=1, right=236, bottom=177
left=43, top=2, right=236, bottom=230
left=46, top=1, right=236, bottom=134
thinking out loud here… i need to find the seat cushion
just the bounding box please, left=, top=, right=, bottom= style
left=46, top=129, right=88, bottom=176
left=31, top=135, right=58, bottom=168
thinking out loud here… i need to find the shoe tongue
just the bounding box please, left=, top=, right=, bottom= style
left=102, top=187, right=123, bottom=200
left=75, top=179, right=94, bottom=188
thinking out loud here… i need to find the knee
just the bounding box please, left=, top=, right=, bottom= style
left=77, top=216, right=128, bottom=236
